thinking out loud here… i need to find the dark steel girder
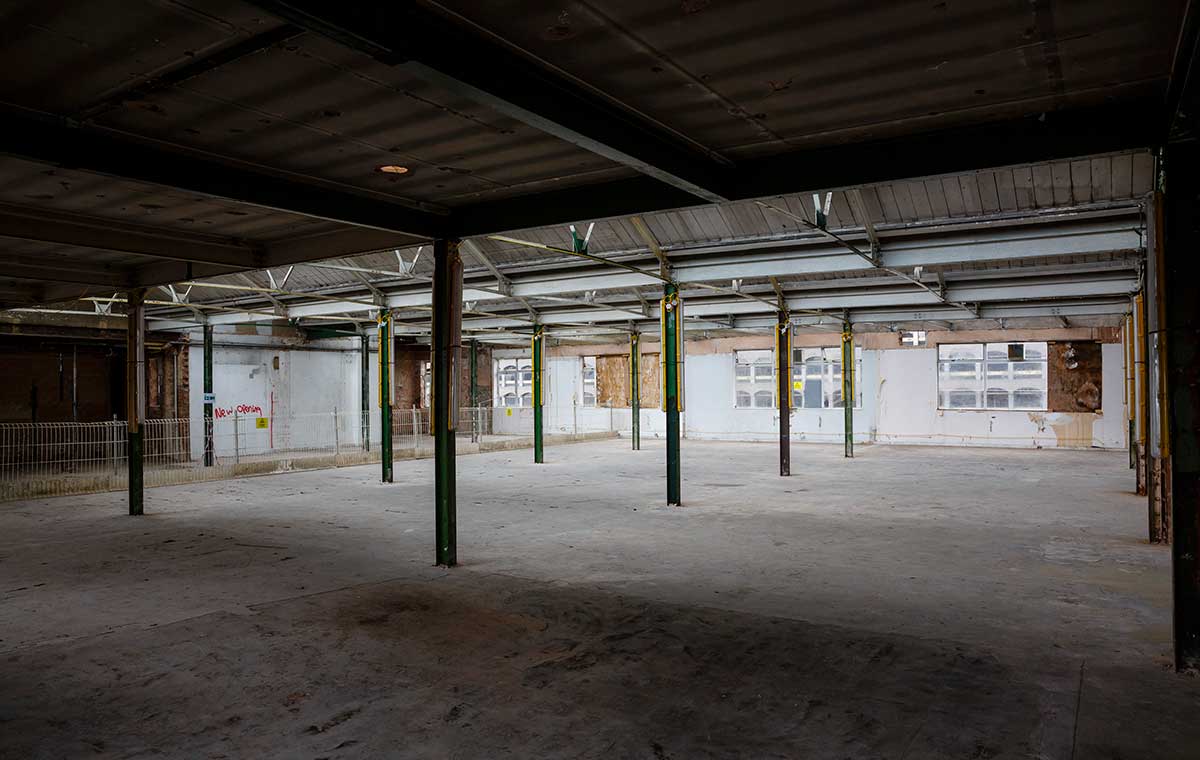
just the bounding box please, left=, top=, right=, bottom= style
left=244, top=0, right=732, bottom=202
left=452, top=100, right=1161, bottom=237
left=1, top=107, right=449, bottom=240
left=1167, top=0, right=1200, bottom=142
left=0, top=202, right=262, bottom=268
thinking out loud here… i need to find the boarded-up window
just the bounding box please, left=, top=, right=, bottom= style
left=595, top=355, right=629, bottom=407
left=1048, top=341, right=1103, bottom=412
left=641, top=353, right=660, bottom=408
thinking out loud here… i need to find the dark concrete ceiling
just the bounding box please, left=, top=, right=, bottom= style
left=0, top=0, right=1192, bottom=308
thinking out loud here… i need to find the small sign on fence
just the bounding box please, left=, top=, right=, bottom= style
left=505, top=408, right=513, bottom=416
left=255, top=417, right=269, bottom=429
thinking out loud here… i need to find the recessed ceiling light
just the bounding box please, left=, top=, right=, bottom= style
left=377, top=165, right=409, bottom=175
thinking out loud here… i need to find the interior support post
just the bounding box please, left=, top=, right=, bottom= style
left=469, top=338, right=479, bottom=443
left=1136, top=291, right=1149, bottom=498
left=360, top=330, right=370, bottom=451
left=203, top=321, right=214, bottom=467
left=662, top=284, right=682, bottom=505
left=630, top=332, right=641, bottom=451
left=1164, top=142, right=1200, bottom=672
left=379, top=310, right=393, bottom=483
left=126, top=288, right=146, bottom=516
left=432, top=238, right=462, bottom=567
left=842, top=319, right=855, bottom=459
left=777, top=311, right=791, bottom=476
left=532, top=325, right=545, bottom=463
left=1126, top=312, right=1136, bottom=470
left=1147, top=189, right=1171, bottom=544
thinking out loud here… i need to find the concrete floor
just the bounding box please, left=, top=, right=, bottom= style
left=1, top=440, right=1197, bottom=758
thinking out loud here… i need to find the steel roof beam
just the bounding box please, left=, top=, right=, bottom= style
left=1, top=107, right=448, bottom=240
left=493, top=215, right=1141, bottom=297
left=450, top=101, right=1158, bottom=237
left=1167, top=0, right=1200, bottom=140
left=0, top=202, right=263, bottom=268
left=246, top=1, right=731, bottom=203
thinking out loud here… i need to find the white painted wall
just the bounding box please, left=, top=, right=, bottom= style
left=187, top=333, right=379, bottom=460
left=681, top=351, right=877, bottom=443
left=875, top=342, right=1125, bottom=449
left=193, top=337, right=1122, bottom=454
left=493, top=342, right=1124, bottom=451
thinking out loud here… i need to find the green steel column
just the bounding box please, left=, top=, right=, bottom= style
left=842, top=321, right=855, bottom=459
left=433, top=239, right=462, bottom=567
left=469, top=338, right=479, bottom=443
left=777, top=312, right=791, bottom=476
left=630, top=333, right=640, bottom=451
left=360, top=331, right=370, bottom=451
left=203, top=322, right=214, bottom=467
left=126, top=288, right=146, bottom=516
left=379, top=311, right=394, bottom=483
left=662, top=284, right=682, bottom=505
left=532, top=325, right=545, bottom=463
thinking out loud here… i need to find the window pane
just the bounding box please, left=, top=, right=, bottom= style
left=946, top=389, right=979, bottom=408
left=736, top=391, right=752, bottom=407
left=804, top=377, right=823, bottom=409
left=939, top=350, right=982, bottom=408
left=986, top=361, right=1010, bottom=379
left=1023, top=342, right=1047, bottom=360
left=985, top=388, right=1010, bottom=409
left=520, top=392, right=532, bottom=406
left=939, top=343, right=983, bottom=360
left=1012, top=388, right=1045, bottom=409
left=754, top=390, right=774, bottom=408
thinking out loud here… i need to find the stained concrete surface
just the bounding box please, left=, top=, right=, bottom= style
left=1, top=440, right=1197, bottom=758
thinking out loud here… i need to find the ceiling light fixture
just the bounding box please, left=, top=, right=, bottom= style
left=377, top=165, right=409, bottom=175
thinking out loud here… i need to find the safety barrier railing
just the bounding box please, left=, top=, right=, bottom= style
left=0, top=406, right=620, bottom=502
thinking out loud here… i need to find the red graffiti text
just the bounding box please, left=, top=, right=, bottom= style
left=213, top=404, right=264, bottom=419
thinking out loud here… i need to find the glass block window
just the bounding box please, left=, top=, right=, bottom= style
left=938, top=342, right=1047, bottom=410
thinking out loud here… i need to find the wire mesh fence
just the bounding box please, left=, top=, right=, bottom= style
left=0, top=405, right=621, bottom=502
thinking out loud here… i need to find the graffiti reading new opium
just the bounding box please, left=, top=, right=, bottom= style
left=213, top=404, right=264, bottom=420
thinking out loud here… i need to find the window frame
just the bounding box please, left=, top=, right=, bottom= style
left=733, top=349, right=776, bottom=409
left=493, top=357, right=534, bottom=408
left=936, top=341, right=1048, bottom=411
left=733, top=347, right=865, bottom=410
left=790, top=346, right=864, bottom=410
left=580, top=355, right=597, bottom=407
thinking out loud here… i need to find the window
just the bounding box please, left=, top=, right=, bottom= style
left=791, top=347, right=863, bottom=409
left=734, top=350, right=775, bottom=408
left=937, top=342, right=1047, bottom=410
left=494, top=358, right=534, bottom=407
left=581, top=356, right=597, bottom=406
left=421, top=360, right=432, bottom=409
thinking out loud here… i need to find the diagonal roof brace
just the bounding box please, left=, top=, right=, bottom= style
left=461, top=239, right=512, bottom=295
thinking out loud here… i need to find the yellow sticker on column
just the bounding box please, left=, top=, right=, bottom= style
left=793, top=381, right=803, bottom=391
left=506, top=408, right=513, bottom=416
left=255, top=417, right=269, bottom=429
